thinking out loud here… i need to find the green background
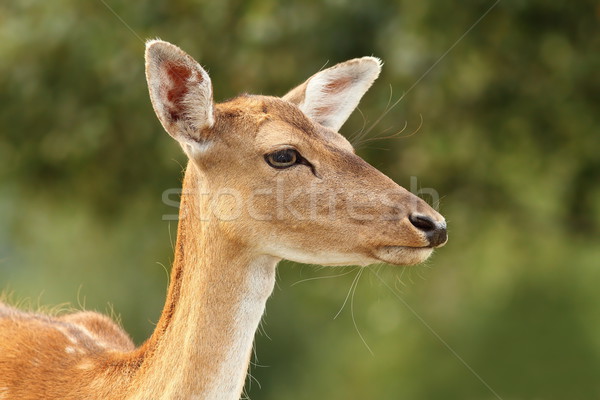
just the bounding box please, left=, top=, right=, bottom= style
left=1, top=1, right=599, bottom=399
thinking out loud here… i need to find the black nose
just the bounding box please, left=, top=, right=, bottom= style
left=409, top=214, right=447, bottom=247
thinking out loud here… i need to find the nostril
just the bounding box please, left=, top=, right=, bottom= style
left=409, top=214, right=448, bottom=247
left=409, top=214, right=436, bottom=232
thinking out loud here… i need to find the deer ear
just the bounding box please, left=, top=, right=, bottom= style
left=145, top=39, right=214, bottom=153
left=283, top=57, right=382, bottom=131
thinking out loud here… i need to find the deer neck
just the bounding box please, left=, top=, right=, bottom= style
left=130, top=162, right=278, bottom=400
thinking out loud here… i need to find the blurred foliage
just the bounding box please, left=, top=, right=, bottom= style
left=1, top=0, right=599, bottom=399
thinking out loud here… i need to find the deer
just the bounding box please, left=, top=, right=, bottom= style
left=0, top=40, right=447, bottom=400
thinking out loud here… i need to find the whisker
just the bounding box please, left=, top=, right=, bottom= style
left=408, top=267, right=415, bottom=285
left=156, top=261, right=171, bottom=289
left=351, top=84, right=396, bottom=146
left=290, top=267, right=358, bottom=287
left=350, top=268, right=374, bottom=355
left=348, top=107, right=369, bottom=143
left=334, top=268, right=362, bottom=320
left=396, top=267, right=408, bottom=287
left=167, top=222, right=175, bottom=251
left=355, top=113, right=424, bottom=150
left=363, top=90, right=408, bottom=139
left=354, top=121, right=406, bottom=148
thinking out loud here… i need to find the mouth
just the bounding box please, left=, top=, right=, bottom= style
left=372, top=246, right=434, bottom=266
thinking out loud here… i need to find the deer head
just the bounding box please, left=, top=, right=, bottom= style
left=145, top=40, right=447, bottom=268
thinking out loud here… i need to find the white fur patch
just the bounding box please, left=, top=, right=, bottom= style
left=202, top=256, right=278, bottom=400
left=263, top=243, right=377, bottom=266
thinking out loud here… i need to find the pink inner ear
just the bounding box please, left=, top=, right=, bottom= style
left=164, top=62, right=203, bottom=122
left=324, top=76, right=354, bottom=94
left=314, top=105, right=335, bottom=117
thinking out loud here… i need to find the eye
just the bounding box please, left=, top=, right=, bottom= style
left=265, top=149, right=299, bottom=169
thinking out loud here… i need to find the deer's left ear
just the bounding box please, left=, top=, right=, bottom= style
left=145, top=39, right=214, bottom=154
left=283, top=57, right=382, bottom=132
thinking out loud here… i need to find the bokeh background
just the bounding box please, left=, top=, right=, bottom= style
left=1, top=1, right=599, bottom=399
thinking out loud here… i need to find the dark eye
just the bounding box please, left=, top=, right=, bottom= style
left=265, top=149, right=299, bottom=169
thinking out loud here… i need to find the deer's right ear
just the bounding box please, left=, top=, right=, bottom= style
left=145, top=40, right=214, bottom=153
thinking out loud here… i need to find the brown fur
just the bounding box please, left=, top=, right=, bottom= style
left=0, top=40, right=446, bottom=399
